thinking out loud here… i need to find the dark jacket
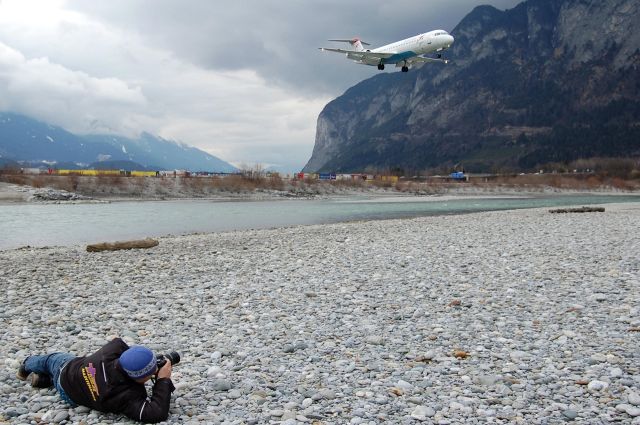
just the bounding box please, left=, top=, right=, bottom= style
left=60, top=338, right=175, bottom=423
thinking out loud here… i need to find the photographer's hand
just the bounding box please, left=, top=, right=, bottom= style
left=157, top=360, right=172, bottom=380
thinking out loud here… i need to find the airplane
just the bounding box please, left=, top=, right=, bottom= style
left=319, top=30, right=454, bottom=72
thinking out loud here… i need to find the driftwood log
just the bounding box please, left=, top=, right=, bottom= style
left=86, top=238, right=159, bottom=252
left=549, top=206, right=605, bottom=214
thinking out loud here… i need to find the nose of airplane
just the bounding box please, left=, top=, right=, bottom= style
left=447, top=35, right=455, bottom=46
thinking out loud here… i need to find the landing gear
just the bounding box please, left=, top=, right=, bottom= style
left=437, top=53, right=442, bottom=59
left=377, top=63, right=385, bottom=70
left=401, top=66, right=409, bottom=72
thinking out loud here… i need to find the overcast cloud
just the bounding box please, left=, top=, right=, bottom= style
left=0, top=0, right=520, bottom=171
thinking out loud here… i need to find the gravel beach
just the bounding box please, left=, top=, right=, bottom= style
left=1, top=203, right=639, bottom=424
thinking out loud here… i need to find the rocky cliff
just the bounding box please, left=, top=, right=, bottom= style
left=304, top=0, right=640, bottom=173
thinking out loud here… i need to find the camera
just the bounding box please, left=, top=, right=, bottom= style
left=156, top=351, right=181, bottom=370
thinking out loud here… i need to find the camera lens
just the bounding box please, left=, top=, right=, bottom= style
left=166, top=351, right=181, bottom=365
left=155, top=351, right=181, bottom=370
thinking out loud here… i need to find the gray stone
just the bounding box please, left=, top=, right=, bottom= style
left=366, top=336, right=385, bottom=345
left=53, top=411, right=70, bottom=422
left=269, top=409, right=284, bottom=417
left=627, top=407, right=640, bottom=417
left=74, top=406, right=91, bottom=414
left=227, top=389, right=242, bottom=399
left=411, top=405, right=436, bottom=421
left=211, top=379, right=233, bottom=391
left=319, top=389, right=337, bottom=400
left=587, top=380, right=609, bottom=391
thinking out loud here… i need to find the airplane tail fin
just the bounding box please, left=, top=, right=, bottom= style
left=328, top=38, right=371, bottom=52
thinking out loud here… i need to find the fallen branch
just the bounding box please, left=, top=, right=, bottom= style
left=549, top=206, right=605, bottom=214
left=86, top=238, right=159, bottom=252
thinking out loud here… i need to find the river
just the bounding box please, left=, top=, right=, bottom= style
left=1, top=194, right=638, bottom=250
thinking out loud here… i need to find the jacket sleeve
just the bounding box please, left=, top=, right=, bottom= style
left=121, top=379, right=176, bottom=423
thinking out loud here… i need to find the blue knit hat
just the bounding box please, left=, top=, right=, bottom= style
left=120, top=346, right=157, bottom=379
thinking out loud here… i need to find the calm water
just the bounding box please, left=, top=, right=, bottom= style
left=1, top=194, right=638, bottom=250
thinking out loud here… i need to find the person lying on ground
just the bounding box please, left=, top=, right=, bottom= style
left=16, top=337, right=175, bottom=423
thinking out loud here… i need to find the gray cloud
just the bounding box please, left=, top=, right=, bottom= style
left=0, top=41, right=147, bottom=135
left=68, top=0, right=521, bottom=95
left=0, top=0, right=521, bottom=171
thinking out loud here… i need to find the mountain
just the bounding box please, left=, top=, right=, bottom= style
left=0, top=113, right=89, bottom=164
left=304, top=0, right=640, bottom=173
left=0, top=157, right=19, bottom=169
left=83, top=133, right=237, bottom=172
left=0, top=113, right=237, bottom=172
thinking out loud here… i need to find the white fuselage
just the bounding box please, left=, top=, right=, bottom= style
left=348, top=30, right=454, bottom=66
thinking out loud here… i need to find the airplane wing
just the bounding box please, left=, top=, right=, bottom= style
left=319, top=48, right=394, bottom=60
left=319, top=47, right=355, bottom=54
left=406, top=56, right=450, bottom=64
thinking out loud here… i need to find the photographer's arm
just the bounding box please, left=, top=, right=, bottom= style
left=123, top=362, right=175, bottom=423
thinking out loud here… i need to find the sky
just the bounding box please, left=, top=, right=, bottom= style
left=0, top=0, right=520, bottom=171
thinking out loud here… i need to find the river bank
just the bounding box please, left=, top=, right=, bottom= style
left=1, top=179, right=638, bottom=205
left=1, top=203, right=639, bottom=424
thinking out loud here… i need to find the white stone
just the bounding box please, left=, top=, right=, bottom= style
left=587, top=380, right=609, bottom=391
left=628, top=407, right=640, bottom=417
left=609, top=367, right=623, bottom=378
left=411, top=406, right=435, bottom=421
left=396, top=380, right=414, bottom=391
left=616, top=404, right=632, bottom=413
left=207, top=366, right=223, bottom=377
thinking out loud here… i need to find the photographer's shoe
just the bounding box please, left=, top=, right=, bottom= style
left=30, top=373, right=53, bottom=388
left=16, top=360, right=30, bottom=381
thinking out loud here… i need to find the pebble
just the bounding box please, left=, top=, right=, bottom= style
left=226, top=389, right=241, bottom=399
left=1, top=203, right=639, bottom=424
left=411, top=405, right=436, bottom=421
left=587, top=380, right=609, bottom=391
left=365, top=336, right=384, bottom=345
left=53, top=411, right=70, bottom=422
left=211, top=379, right=232, bottom=391
left=609, top=367, right=623, bottom=378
